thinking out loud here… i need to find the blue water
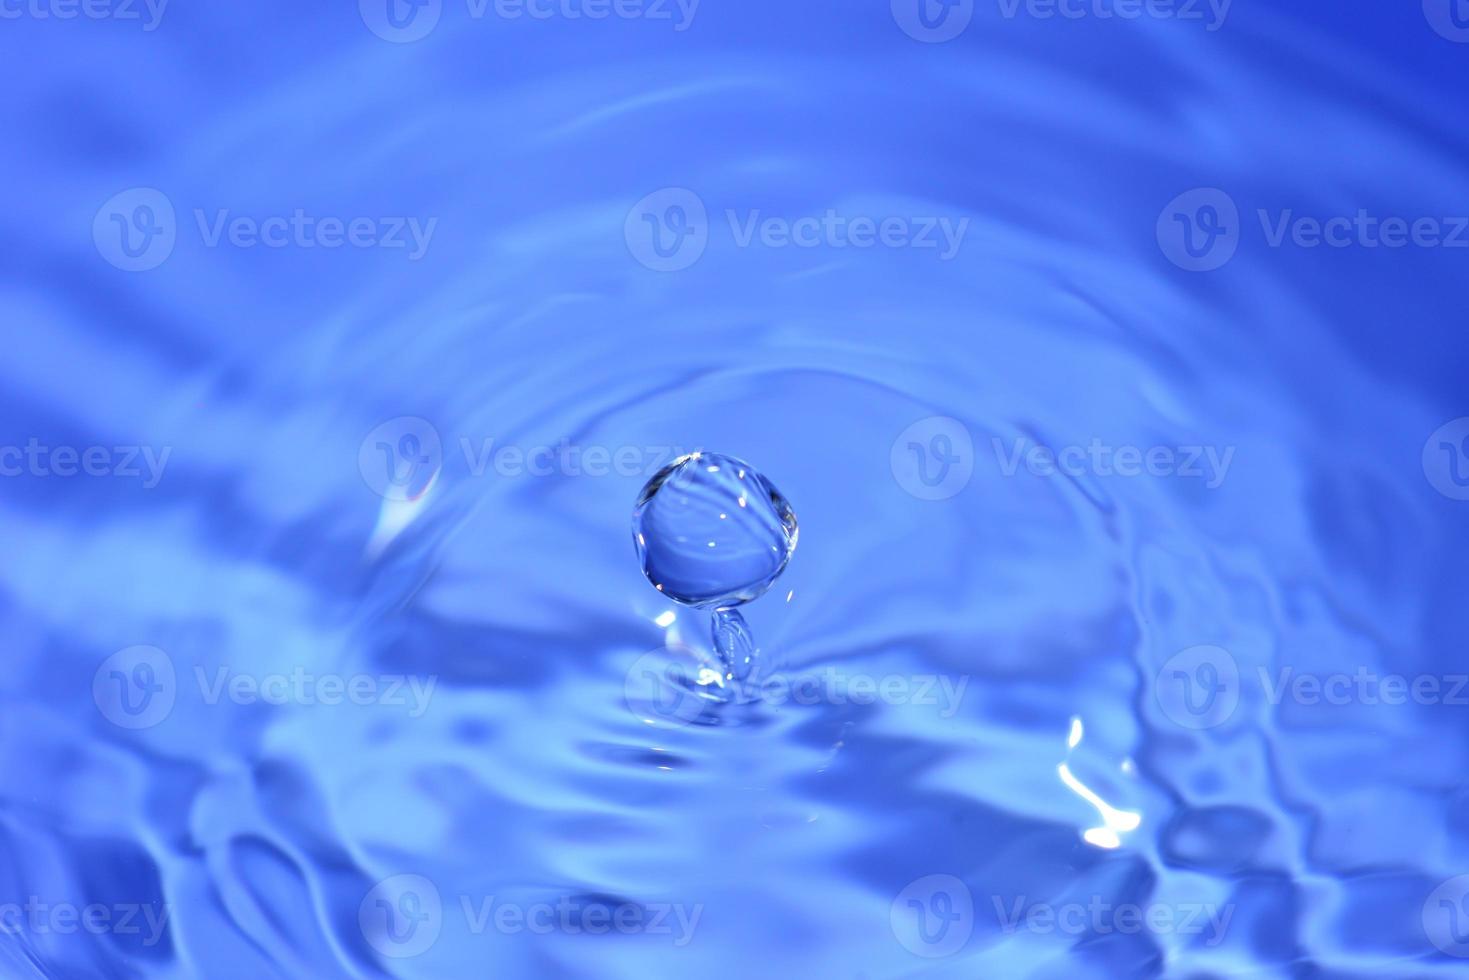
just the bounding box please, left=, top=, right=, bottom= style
left=4, top=2, right=1469, bottom=977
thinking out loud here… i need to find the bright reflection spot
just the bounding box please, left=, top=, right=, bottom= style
left=1059, top=715, right=1141, bottom=850
left=653, top=611, right=676, bottom=628
left=786, top=589, right=794, bottom=602
left=707, top=465, right=720, bottom=473
left=364, top=471, right=439, bottom=560
left=737, top=496, right=747, bottom=508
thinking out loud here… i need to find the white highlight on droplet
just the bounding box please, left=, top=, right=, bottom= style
left=654, top=611, right=676, bottom=628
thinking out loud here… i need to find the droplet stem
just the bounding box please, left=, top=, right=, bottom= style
left=710, top=606, right=757, bottom=687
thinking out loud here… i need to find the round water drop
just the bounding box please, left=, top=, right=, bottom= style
left=633, top=452, right=797, bottom=608
left=634, top=452, right=797, bottom=694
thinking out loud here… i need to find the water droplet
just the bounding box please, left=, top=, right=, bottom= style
left=632, top=453, right=797, bottom=608
left=633, top=452, right=797, bottom=695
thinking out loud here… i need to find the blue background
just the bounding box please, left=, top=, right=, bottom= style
left=4, top=0, right=1469, bottom=977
